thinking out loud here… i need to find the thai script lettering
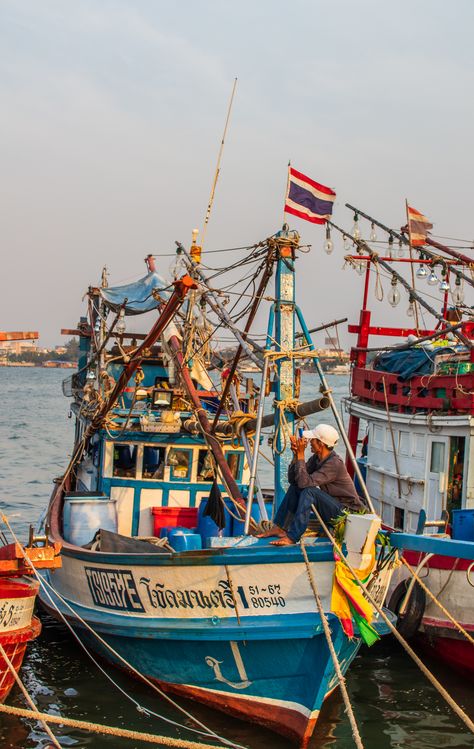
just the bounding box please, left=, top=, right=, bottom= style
left=0, top=601, right=26, bottom=629
left=139, top=578, right=235, bottom=611
left=85, top=567, right=145, bottom=612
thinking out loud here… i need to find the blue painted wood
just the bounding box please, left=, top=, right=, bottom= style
left=389, top=531, right=474, bottom=559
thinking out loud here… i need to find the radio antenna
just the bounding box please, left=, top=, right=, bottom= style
left=200, top=77, right=238, bottom=248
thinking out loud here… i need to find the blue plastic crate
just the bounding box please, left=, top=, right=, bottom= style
left=452, top=509, right=474, bottom=542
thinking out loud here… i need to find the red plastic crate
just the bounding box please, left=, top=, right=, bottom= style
left=151, top=507, right=198, bottom=536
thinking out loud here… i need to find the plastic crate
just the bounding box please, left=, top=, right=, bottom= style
left=151, top=507, right=198, bottom=535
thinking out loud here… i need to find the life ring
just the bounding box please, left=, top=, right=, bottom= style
left=387, top=579, right=426, bottom=639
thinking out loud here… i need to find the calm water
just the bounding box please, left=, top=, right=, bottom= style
left=0, top=367, right=473, bottom=749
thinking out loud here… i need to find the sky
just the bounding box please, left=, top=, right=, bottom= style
left=1, top=0, right=473, bottom=347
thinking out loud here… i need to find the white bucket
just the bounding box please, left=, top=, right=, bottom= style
left=63, top=499, right=117, bottom=547
left=344, top=513, right=381, bottom=570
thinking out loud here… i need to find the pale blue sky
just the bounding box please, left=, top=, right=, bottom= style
left=1, top=1, right=473, bottom=345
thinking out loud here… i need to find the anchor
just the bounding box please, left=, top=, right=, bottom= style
left=205, top=642, right=251, bottom=689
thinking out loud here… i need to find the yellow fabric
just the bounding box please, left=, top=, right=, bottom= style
left=331, top=547, right=376, bottom=631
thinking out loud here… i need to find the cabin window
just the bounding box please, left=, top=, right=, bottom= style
left=112, top=444, right=137, bottom=478
left=167, top=448, right=192, bottom=480
left=430, top=442, right=445, bottom=473
left=226, top=451, right=243, bottom=480
left=143, top=446, right=166, bottom=480
left=197, top=449, right=214, bottom=481
left=394, top=507, right=405, bottom=530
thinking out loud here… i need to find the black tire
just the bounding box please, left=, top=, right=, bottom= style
left=387, top=579, right=426, bottom=639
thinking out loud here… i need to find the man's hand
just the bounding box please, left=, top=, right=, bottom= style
left=290, top=435, right=298, bottom=455
left=294, top=436, right=307, bottom=461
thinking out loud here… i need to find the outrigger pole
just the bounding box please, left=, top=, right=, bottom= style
left=345, top=203, right=474, bottom=290
left=328, top=219, right=473, bottom=351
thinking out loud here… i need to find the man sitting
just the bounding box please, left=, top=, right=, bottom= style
left=258, top=424, right=363, bottom=546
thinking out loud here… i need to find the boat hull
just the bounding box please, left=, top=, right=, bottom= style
left=0, top=578, right=41, bottom=702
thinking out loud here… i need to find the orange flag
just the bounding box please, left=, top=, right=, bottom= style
left=407, top=205, right=433, bottom=246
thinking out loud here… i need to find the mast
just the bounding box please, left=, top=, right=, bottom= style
left=273, top=226, right=299, bottom=507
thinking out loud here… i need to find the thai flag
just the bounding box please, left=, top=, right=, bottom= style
left=284, top=167, right=336, bottom=224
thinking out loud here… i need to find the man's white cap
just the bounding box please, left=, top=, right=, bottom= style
left=302, top=424, right=339, bottom=448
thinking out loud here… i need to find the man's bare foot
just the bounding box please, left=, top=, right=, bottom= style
left=255, top=524, right=286, bottom=539
left=270, top=534, right=296, bottom=546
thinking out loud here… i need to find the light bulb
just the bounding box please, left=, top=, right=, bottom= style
left=94, top=319, right=101, bottom=333
left=356, top=260, right=366, bottom=276
left=352, top=214, right=360, bottom=240
left=388, top=282, right=401, bottom=307
left=369, top=223, right=377, bottom=242
left=388, top=235, right=395, bottom=259
left=169, top=253, right=187, bottom=280
left=454, top=287, right=465, bottom=305
left=86, top=369, right=96, bottom=380
left=324, top=238, right=334, bottom=254
left=397, top=240, right=405, bottom=258
left=407, top=301, right=415, bottom=317
left=439, top=279, right=449, bottom=292
left=416, top=264, right=427, bottom=279
left=343, top=234, right=351, bottom=251
left=116, top=309, right=126, bottom=335
left=427, top=270, right=439, bottom=286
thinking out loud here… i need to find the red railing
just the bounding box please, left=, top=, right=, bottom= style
left=351, top=366, right=474, bottom=414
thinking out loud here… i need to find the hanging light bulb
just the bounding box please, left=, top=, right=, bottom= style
left=388, top=276, right=401, bottom=307
left=94, top=318, right=101, bottom=333
left=438, top=266, right=449, bottom=292
left=416, top=264, right=427, bottom=279
left=427, top=268, right=439, bottom=286
left=324, top=225, right=334, bottom=254
left=116, top=308, right=126, bottom=335
left=169, top=249, right=187, bottom=280
left=369, top=222, right=377, bottom=242
left=86, top=369, right=96, bottom=380
left=352, top=213, right=360, bottom=240
left=388, top=233, right=395, bottom=259
left=397, top=239, right=405, bottom=258
left=356, top=259, right=366, bottom=276
left=343, top=234, right=351, bottom=251
left=453, top=276, right=465, bottom=305
left=407, top=296, right=415, bottom=317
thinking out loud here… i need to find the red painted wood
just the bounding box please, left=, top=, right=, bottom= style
left=0, top=578, right=39, bottom=599
left=0, top=618, right=41, bottom=703
left=348, top=324, right=434, bottom=338
left=350, top=366, right=474, bottom=414
left=404, top=550, right=473, bottom=572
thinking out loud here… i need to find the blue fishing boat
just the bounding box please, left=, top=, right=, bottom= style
left=39, top=227, right=395, bottom=745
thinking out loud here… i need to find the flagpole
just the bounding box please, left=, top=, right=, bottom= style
left=406, top=199, right=421, bottom=333
left=283, top=160, right=291, bottom=224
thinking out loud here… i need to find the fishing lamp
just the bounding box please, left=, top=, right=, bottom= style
left=406, top=294, right=415, bottom=317
left=324, top=225, right=334, bottom=254
left=439, top=269, right=450, bottom=292
left=356, top=259, right=366, bottom=276
left=116, top=309, right=126, bottom=335
left=388, top=233, right=395, bottom=259
left=416, top=264, right=427, bottom=279
left=453, top=276, right=465, bottom=305
left=397, top=239, right=405, bottom=258
left=351, top=213, right=361, bottom=240
left=151, top=387, right=173, bottom=410
left=343, top=234, right=351, bottom=251
left=388, top=276, right=401, bottom=307
left=369, top=222, right=377, bottom=242
left=427, top=267, right=439, bottom=286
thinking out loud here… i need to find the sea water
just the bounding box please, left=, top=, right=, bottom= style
left=0, top=367, right=473, bottom=749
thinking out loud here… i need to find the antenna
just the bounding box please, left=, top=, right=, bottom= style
left=200, top=77, right=238, bottom=249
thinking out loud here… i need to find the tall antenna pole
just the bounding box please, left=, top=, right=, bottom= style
left=200, top=77, right=238, bottom=248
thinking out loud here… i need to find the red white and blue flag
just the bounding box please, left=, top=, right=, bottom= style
left=284, top=166, right=336, bottom=224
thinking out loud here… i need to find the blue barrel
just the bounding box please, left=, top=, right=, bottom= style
left=232, top=500, right=274, bottom=536
left=197, top=497, right=233, bottom=545
left=452, top=509, right=474, bottom=541
left=166, top=527, right=202, bottom=552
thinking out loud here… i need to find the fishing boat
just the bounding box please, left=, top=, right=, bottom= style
left=336, top=205, right=474, bottom=678
left=0, top=534, right=61, bottom=702
left=38, top=228, right=396, bottom=746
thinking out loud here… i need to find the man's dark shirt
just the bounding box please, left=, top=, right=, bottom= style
left=288, top=451, right=362, bottom=511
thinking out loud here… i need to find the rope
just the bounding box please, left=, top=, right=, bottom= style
left=0, top=642, right=62, bottom=748
left=400, top=557, right=474, bottom=645
left=299, top=541, right=365, bottom=749
left=310, top=505, right=474, bottom=735
left=0, top=514, right=245, bottom=749
left=0, top=703, right=234, bottom=748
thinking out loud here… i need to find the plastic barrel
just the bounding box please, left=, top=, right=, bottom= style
left=197, top=497, right=233, bottom=545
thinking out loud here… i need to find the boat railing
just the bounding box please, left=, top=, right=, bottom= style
left=351, top=365, right=474, bottom=414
